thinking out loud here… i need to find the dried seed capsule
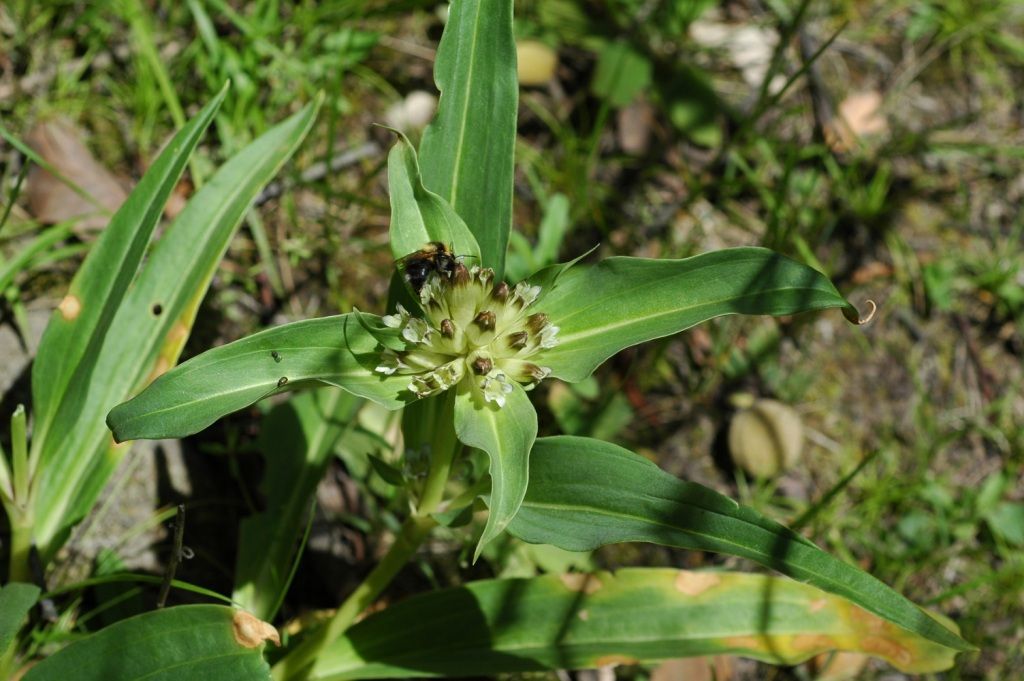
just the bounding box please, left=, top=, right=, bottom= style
left=472, top=356, right=494, bottom=375
left=506, top=331, right=529, bottom=350
left=473, top=310, right=496, bottom=331
left=491, top=281, right=510, bottom=302
left=526, top=313, right=549, bottom=333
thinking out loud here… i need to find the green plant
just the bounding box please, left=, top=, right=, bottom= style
left=0, top=84, right=322, bottom=677
left=5, top=2, right=976, bottom=680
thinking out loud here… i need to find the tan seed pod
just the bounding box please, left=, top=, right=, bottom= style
left=517, top=40, right=558, bottom=86
left=727, top=399, right=804, bottom=477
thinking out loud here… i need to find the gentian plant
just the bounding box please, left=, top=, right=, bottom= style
left=18, top=2, right=973, bottom=680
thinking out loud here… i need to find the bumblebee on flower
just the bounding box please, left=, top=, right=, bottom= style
left=375, top=259, right=559, bottom=407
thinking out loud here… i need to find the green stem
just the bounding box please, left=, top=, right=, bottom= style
left=272, top=393, right=459, bottom=680
left=11, top=405, right=28, bottom=504
left=8, top=511, right=32, bottom=583
left=270, top=513, right=437, bottom=681
left=8, top=405, right=32, bottom=582
left=418, top=390, right=459, bottom=515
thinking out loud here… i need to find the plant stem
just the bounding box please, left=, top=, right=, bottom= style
left=418, top=390, right=458, bottom=514
left=8, top=405, right=33, bottom=582
left=11, top=405, right=28, bottom=504
left=272, top=393, right=458, bottom=679
left=270, top=513, right=437, bottom=681
left=8, top=510, right=33, bottom=583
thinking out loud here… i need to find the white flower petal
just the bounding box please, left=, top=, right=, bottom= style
left=539, top=324, right=560, bottom=349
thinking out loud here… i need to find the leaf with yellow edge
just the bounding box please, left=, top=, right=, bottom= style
left=308, top=568, right=961, bottom=680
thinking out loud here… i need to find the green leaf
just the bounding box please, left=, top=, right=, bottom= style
left=234, top=388, right=362, bottom=620
left=33, top=96, right=322, bottom=559
left=536, top=248, right=861, bottom=382
left=591, top=40, right=652, bottom=107
left=507, top=436, right=973, bottom=654
left=418, top=0, right=517, bottom=275
left=0, top=222, right=75, bottom=294
left=29, top=85, right=226, bottom=454
left=0, top=582, right=39, bottom=657
left=23, top=605, right=275, bottom=681
left=107, top=314, right=409, bottom=442
left=387, top=134, right=480, bottom=263
left=310, top=568, right=960, bottom=679
left=657, top=63, right=722, bottom=148
left=985, top=501, right=1024, bottom=546
left=454, top=380, right=536, bottom=561
left=505, top=192, right=570, bottom=283
left=367, top=454, right=405, bottom=487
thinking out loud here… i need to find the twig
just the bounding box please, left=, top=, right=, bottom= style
left=798, top=28, right=834, bottom=144
left=254, top=142, right=380, bottom=206
left=955, top=313, right=996, bottom=402
left=377, top=35, right=436, bottom=62
left=156, top=504, right=186, bottom=608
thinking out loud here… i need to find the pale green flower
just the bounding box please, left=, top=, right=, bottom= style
left=374, top=264, right=559, bottom=405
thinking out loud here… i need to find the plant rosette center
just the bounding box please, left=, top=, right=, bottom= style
left=375, top=264, right=559, bottom=406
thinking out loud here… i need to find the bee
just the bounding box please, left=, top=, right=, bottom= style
left=397, top=241, right=462, bottom=294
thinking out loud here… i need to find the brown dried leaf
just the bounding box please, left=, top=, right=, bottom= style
left=25, top=117, right=129, bottom=232
left=231, top=610, right=280, bottom=648
left=617, top=99, right=654, bottom=155
left=829, top=91, right=888, bottom=151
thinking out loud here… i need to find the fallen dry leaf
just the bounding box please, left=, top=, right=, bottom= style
left=25, top=117, right=128, bottom=232
left=851, top=260, right=894, bottom=285
left=829, top=90, right=888, bottom=151
left=617, top=99, right=654, bottom=155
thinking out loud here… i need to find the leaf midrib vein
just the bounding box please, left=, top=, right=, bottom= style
left=554, top=285, right=833, bottom=347
left=445, top=4, right=483, bottom=209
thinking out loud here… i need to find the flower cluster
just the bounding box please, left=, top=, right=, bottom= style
left=375, top=264, right=559, bottom=407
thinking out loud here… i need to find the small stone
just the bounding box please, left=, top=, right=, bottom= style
left=384, top=90, right=438, bottom=132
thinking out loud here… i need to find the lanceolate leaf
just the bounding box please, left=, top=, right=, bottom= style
left=33, top=96, right=322, bottom=558
left=310, top=569, right=960, bottom=680
left=107, top=315, right=408, bottom=442
left=234, top=388, right=362, bottom=620
left=0, top=583, right=39, bottom=657
left=23, top=605, right=276, bottom=681
left=507, top=436, right=972, bottom=654
left=535, top=248, right=861, bottom=382
left=29, top=85, right=226, bottom=453
left=418, top=0, right=517, bottom=276
left=387, top=134, right=480, bottom=263
left=454, top=380, right=536, bottom=561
